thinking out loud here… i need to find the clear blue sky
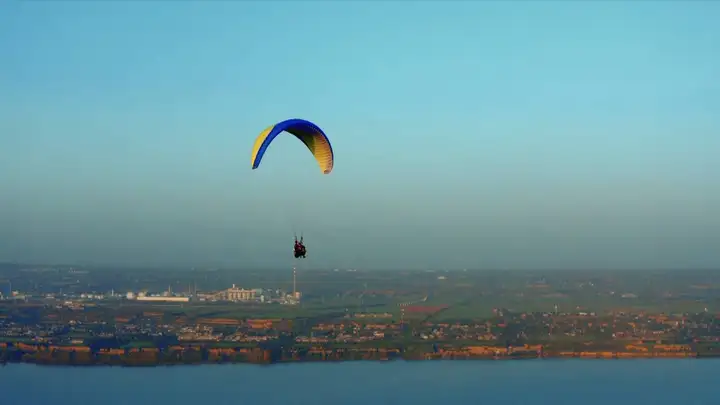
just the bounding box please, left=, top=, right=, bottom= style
left=1, top=1, right=718, bottom=270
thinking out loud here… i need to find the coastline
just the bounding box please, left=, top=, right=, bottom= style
left=1, top=342, right=715, bottom=367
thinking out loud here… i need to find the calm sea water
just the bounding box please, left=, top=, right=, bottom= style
left=1, top=359, right=716, bottom=405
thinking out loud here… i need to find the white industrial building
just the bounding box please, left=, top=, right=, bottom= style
left=135, top=296, right=190, bottom=303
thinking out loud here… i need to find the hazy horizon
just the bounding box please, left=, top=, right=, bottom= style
left=4, top=261, right=720, bottom=272
left=2, top=2, right=718, bottom=270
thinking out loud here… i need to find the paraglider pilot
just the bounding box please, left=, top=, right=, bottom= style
left=294, top=236, right=307, bottom=259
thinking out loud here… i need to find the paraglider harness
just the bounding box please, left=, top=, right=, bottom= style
left=294, top=234, right=307, bottom=259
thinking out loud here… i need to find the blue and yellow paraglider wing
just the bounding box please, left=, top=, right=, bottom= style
left=250, top=118, right=334, bottom=174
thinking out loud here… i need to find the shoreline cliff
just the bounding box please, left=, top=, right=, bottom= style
left=2, top=341, right=716, bottom=367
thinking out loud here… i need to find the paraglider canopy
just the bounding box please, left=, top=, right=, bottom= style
left=250, top=118, right=334, bottom=174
